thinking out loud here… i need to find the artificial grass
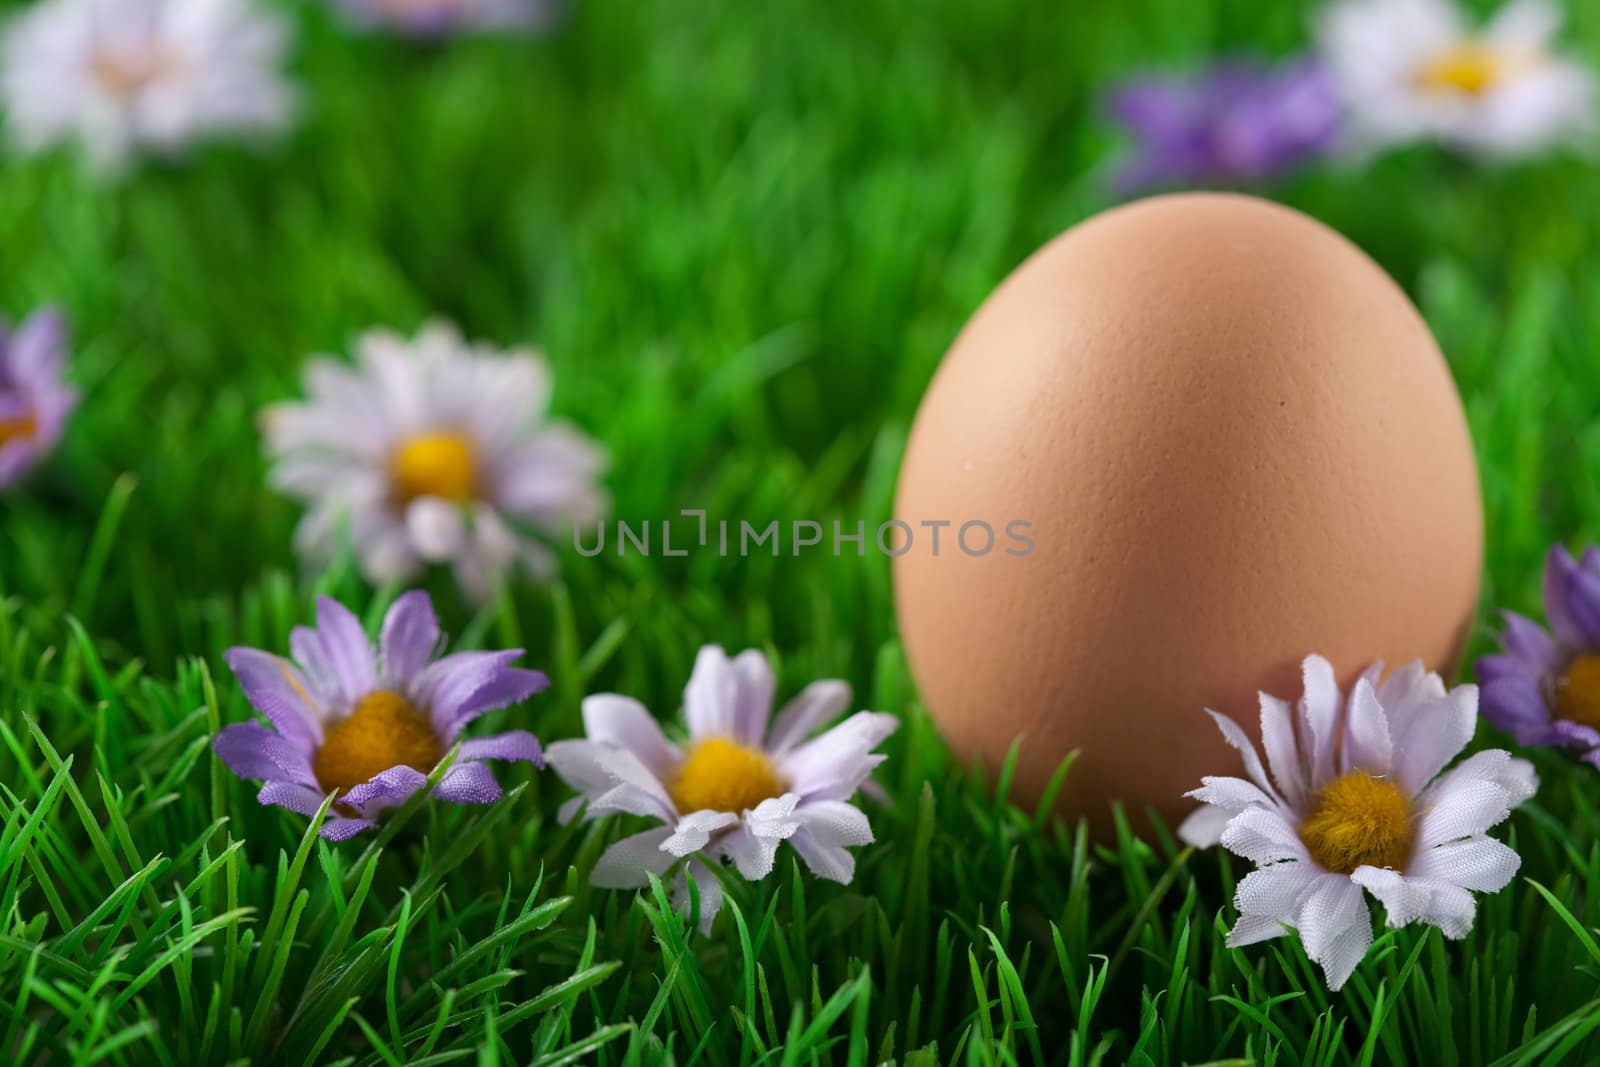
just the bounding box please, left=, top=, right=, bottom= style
left=3, top=0, right=1600, bottom=1062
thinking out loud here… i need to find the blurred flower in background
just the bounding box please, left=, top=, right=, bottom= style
left=264, top=321, right=606, bottom=601
left=0, top=0, right=296, bottom=174
left=1318, top=0, right=1597, bottom=158
left=0, top=308, right=76, bottom=490
left=1108, top=57, right=1341, bottom=193
left=329, top=0, right=557, bottom=37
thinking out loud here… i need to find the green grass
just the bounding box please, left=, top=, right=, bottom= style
left=4, top=0, right=1600, bottom=1062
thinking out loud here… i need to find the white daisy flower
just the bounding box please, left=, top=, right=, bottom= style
left=1318, top=0, right=1597, bottom=158
left=1, top=0, right=295, bottom=174
left=264, top=321, right=606, bottom=601
left=546, top=646, right=898, bottom=933
left=1180, top=654, right=1537, bottom=991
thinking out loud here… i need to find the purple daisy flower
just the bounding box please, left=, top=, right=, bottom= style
left=214, top=590, right=547, bottom=840
left=1478, top=544, right=1600, bottom=768
left=0, top=307, right=77, bottom=490
left=1108, top=57, right=1341, bottom=194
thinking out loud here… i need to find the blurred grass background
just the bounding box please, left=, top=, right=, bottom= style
left=3, top=0, right=1600, bottom=1062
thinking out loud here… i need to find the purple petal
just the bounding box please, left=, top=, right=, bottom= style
left=258, top=781, right=328, bottom=817
left=315, top=597, right=378, bottom=704
left=380, top=590, right=439, bottom=686
left=224, top=648, right=325, bottom=747
left=458, top=729, right=543, bottom=765
left=1500, top=612, right=1560, bottom=672
left=1478, top=674, right=1553, bottom=732
left=412, top=650, right=548, bottom=741
left=213, top=722, right=316, bottom=786
left=1566, top=568, right=1600, bottom=646
left=1552, top=718, right=1600, bottom=751
left=432, top=762, right=504, bottom=805
left=290, top=625, right=343, bottom=708
left=339, top=765, right=430, bottom=816
left=5, top=308, right=66, bottom=388
left=1545, top=546, right=1588, bottom=648
left=321, top=816, right=378, bottom=841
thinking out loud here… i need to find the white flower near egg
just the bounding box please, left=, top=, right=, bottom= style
left=1181, top=654, right=1536, bottom=991
left=0, top=0, right=296, bottom=173
left=1317, top=0, right=1597, bottom=158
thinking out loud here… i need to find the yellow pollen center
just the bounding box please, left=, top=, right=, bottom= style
left=670, top=738, right=785, bottom=814
left=1299, top=771, right=1414, bottom=875
left=390, top=432, right=478, bottom=505
left=91, top=49, right=175, bottom=96
left=0, top=412, right=36, bottom=447
left=1415, top=45, right=1504, bottom=95
left=311, top=690, right=443, bottom=796
left=1556, top=655, right=1600, bottom=729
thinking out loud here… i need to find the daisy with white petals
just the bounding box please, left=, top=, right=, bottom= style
left=1318, top=0, right=1597, bottom=158
left=264, top=321, right=605, bottom=601
left=1, top=0, right=295, bottom=173
left=1181, top=654, right=1536, bottom=991
left=547, top=646, right=898, bottom=932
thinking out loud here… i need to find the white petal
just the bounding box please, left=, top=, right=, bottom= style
left=1351, top=867, right=1478, bottom=939
left=1300, top=655, right=1344, bottom=787
left=1342, top=678, right=1393, bottom=776
left=1219, top=807, right=1310, bottom=866
left=673, top=859, right=724, bottom=935
left=1407, top=836, right=1521, bottom=892
left=405, top=497, right=467, bottom=562
left=794, top=800, right=874, bottom=847
left=779, top=711, right=898, bottom=798
left=1186, top=775, right=1278, bottom=814
left=1485, top=0, right=1562, bottom=50
left=1201, top=709, right=1282, bottom=806
left=720, top=824, right=783, bottom=881
left=1416, top=778, right=1514, bottom=849
left=766, top=679, right=852, bottom=753
left=580, top=694, right=682, bottom=780
left=591, top=827, right=676, bottom=889
left=1392, top=684, right=1477, bottom=795
left=1295, top=873, right=1373, bottom=991
left=1177, top=804, right=1233, bottom=848
left=728, top=649, right=777, bottom=746
left=788, top=827, right=857, bottom=884
left=1226, top=913, right=1292, bottom=948
left=683, top=646, right=738, bottom=741
left=662, top=810, right=739, bottom=857
left=1235, top=863, right=1319, bottom=918
left=1258, top=693, right=1307, bottom=810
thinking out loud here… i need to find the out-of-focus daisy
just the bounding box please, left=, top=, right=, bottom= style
left=264, top=321, right=605, bottom=601
left=1, top=0, right=295, bottom=173
left=0, top=308, right=76, bottom=490
left=1318, top=0, right=1596, bottom=158
left=1479, top=544, right=1600, bottom=767
left=330, top=0, right=556, bottom=37
left=1109, top=57, right=1341, bottom=193
left=214, top=591, right=546, bottom=841
left=1181, top=654, right=1536, bottom=991
left=546, top=646, right=898, bottom=932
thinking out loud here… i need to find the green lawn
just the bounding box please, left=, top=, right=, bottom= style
left=4, top=0, right=1600, bottom=1062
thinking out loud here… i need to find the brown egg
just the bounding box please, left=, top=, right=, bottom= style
left=892, top=192, right=1482, bottom=837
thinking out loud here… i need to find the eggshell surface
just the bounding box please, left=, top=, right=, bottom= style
left=892, top=192, right=1482, bottom=835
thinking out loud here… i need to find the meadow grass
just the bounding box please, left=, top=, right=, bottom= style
left=3, top=0, right=1600, bottom=1062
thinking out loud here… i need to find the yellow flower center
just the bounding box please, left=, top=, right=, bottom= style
left=91, top=48, right=175, bottom=96
left=1299, top=771, right=1414, bottom=874
left=670, top=738, right=785, bottom=814
left=1415, top=44, right=1504, bottom=95
left=1555, top=655, right=1600, bottom=729
left=390, top=432, right=478, bottom=506
left=312, top=690, right=444, bottom=796
left=0, top=412, right=37, bottom=448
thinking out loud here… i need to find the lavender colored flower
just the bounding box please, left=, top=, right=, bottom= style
left=1108, top=57, right=1341, bottom=194
left=214, top=591, right=546, bottom=840
left=1478, top=545, right=1600, bottom=768
left=0, top=308, right=76, bottom=490
left=330, top=0, right=556, bottom=37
